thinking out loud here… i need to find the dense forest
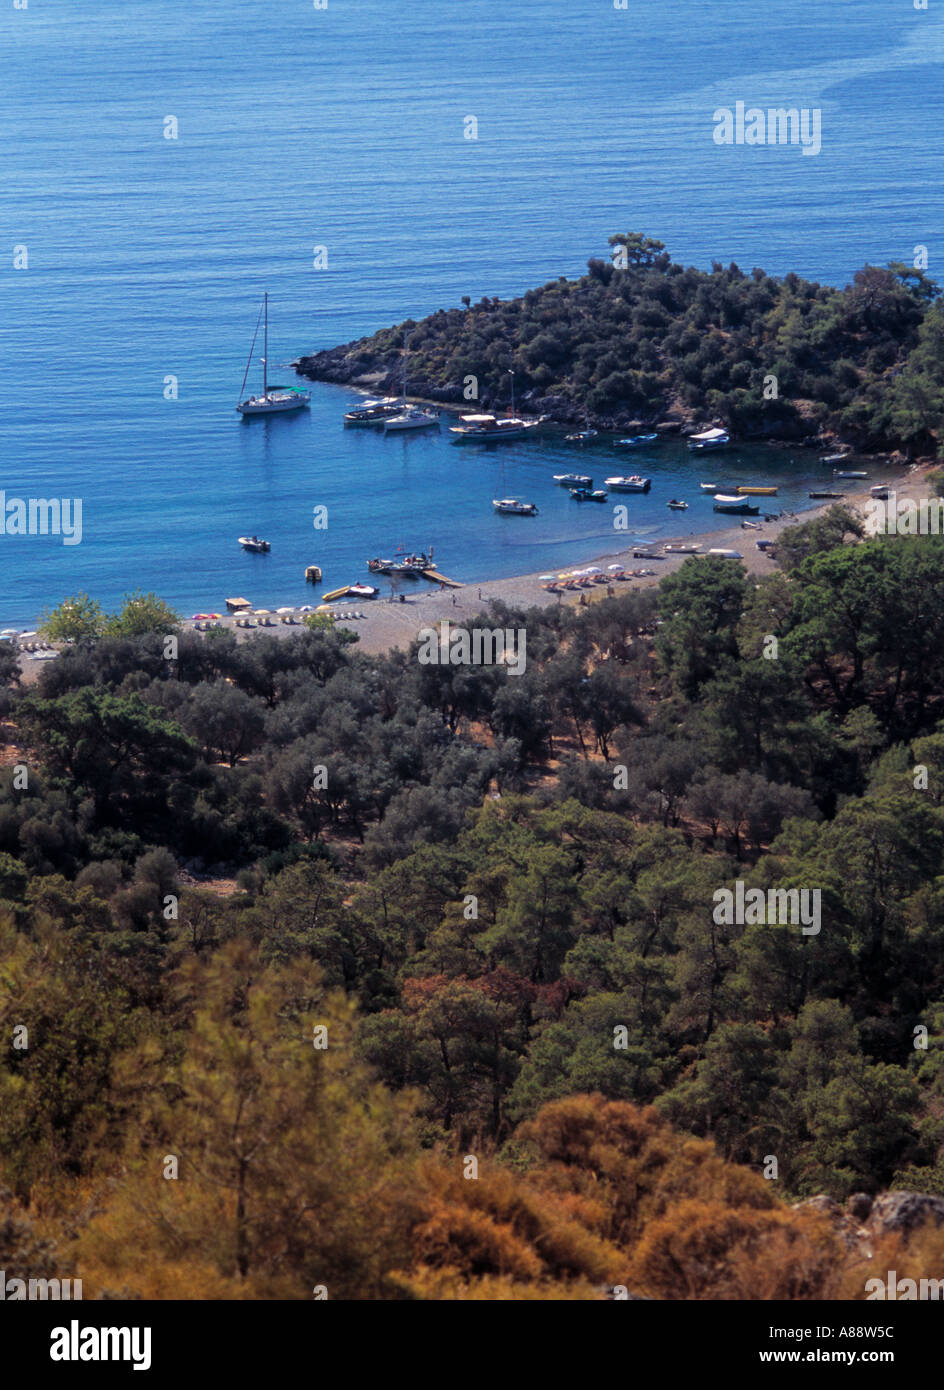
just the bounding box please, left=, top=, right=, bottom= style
left=297, top=232, right=944, bottom=452
left=5, top=511, right=944, bottom=1296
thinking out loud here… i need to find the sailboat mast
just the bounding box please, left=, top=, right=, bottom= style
left=402, top=329, right=408, bottom=404
left=263, top=293, right=268, bottom=400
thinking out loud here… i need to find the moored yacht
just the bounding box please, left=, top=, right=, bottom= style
left=449, top=413, right=535, bottom=441
left=384, top=407, right=439, bottom=432
left=493, top=498, right=538, bottom=515
left=237, top=294, right=311, bottom=415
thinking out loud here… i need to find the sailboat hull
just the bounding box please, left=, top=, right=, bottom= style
left=237, top=394, right=310, bottom=415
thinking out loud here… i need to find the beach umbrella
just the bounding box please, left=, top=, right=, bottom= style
left=192, top=613, right=209, bottom=620
left=208, top=613, right=221, bottom=619
left=607, top=564, right=624, bottom=572
left=276, top=606, right=295, bottom=614
left=584, top=565, right=603, bottom=574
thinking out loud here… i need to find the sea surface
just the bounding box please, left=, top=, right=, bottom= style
left=1, top=0, right=942, bottom=625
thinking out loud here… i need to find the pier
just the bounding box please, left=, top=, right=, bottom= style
left=423, top=569, right=463, bottom=587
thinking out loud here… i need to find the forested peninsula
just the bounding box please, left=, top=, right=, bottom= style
left=297, top=233, right=944, bottom=453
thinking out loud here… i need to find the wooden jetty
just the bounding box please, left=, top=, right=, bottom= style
left=423, top=570, right=463, bottom=587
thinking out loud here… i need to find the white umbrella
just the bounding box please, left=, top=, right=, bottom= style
left=584, top=566, right=603, bottom=574
left=276, top=606, right=295, bottom=614
left=607, top=564, right=624, bottom=572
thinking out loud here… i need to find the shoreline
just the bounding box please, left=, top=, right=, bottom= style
left=14, top=464, right=933, bottom=675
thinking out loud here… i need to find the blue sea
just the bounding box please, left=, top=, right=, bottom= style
left=2, top=0, right=942, bottom=625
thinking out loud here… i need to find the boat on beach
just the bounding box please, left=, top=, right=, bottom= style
left=664, top=543, right=702, bottom=554
left=605, top=475, right=651, bottom=492
left=820, top=453, right=850, bottom=464
left=688, top=427, right=730, bottom=452
left=237, top=294, right=311, bottom=415
left=809, top=490, right=845, bottom=499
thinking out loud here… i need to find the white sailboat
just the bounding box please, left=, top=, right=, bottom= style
left=237, top=293, right=311, bottom=415
left=383, top=331, right=439, bottom=432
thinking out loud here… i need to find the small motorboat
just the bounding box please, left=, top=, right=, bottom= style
left=834, top=469, right=868, bottom=479
left=344, top=397, right=402, bottom=426
left=553, top=473, right=593, bottom=487
left=605, top=475, right=651, bottom=492
left=688, top=427, right=730, bottom=452
left=348, top=582, right=379, bottom=599
left=667, top=499, right=688, bottom=510
left=238, top=535, right=270, bottom=552
left=568, top=487, right=608, bottom=502
left=713, top=495, right=759, bottom=515
left=493, top=498, right=538, bottom=515
left=700, top=482, right=719, bottom=492
left=820, top=453, right=849, bottom=465
left=614, top=433, right=658, bottom=448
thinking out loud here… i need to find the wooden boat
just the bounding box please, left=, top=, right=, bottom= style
left=736, top=485, right=778, bottom=496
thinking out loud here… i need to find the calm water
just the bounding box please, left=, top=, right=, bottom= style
left=1, top=0, right=942, bottom=624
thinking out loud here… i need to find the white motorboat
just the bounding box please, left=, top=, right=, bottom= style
left=700, top=482, right=719, bottom=492
left=605, top=475, right=651, bottom=492
left=713, top=494, right=759, bottom=514
left=237, top=293, right=311, bottom=415
left=688, top=427, right=730, bottom=452
left=344, top=397, right=402, bottom=426
left=238, top=535, right=270, bottom=552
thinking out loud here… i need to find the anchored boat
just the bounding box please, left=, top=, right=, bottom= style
left=605, top=475, right=651, bottom=492
left=238, top=535, right=270, bottom=552
left=553, top=473, right=592, bottom=488
left=713, top=494, right=759, bottom=515
left=344, top=397, right=402, bottom=426
left=688, top=427, right=730, bottom=452
left=493, top=498, right=538, bottom=514
left=614, top=433, right=658, bottom=448
left=237, top=294, right=311, bottom=415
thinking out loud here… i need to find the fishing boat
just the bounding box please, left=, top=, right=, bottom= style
left=700, top=482, right=719, bottom=492
left=237, top=294, right=311, bottom=415
left=605, top=475, right=651, bottom=492
left=493, top=498, right=538, bottom=515
left=344, top=397, right=402, bottom=426
left=809, top=490, right=845, bottom=499
left=834, top=469, right=868, bottom=479
left=383, top=330, right=439, bottom=432
left=614, top=433, right=658, bottom=448
left=736, top=485, right=778, bottom=496
left=238, top=535, right=270, bottom=552
left=568, top=487, right=608, bottom=502
left=713, top=494, right=759, bottom=515
left=553, top=473, right=593, bottom=488
left=667, top=499, right=688, bottom=510
left=688, top=427, right=730, bottom=452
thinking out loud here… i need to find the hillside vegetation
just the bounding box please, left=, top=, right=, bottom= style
left=297, top=232, right=944, bottom=451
